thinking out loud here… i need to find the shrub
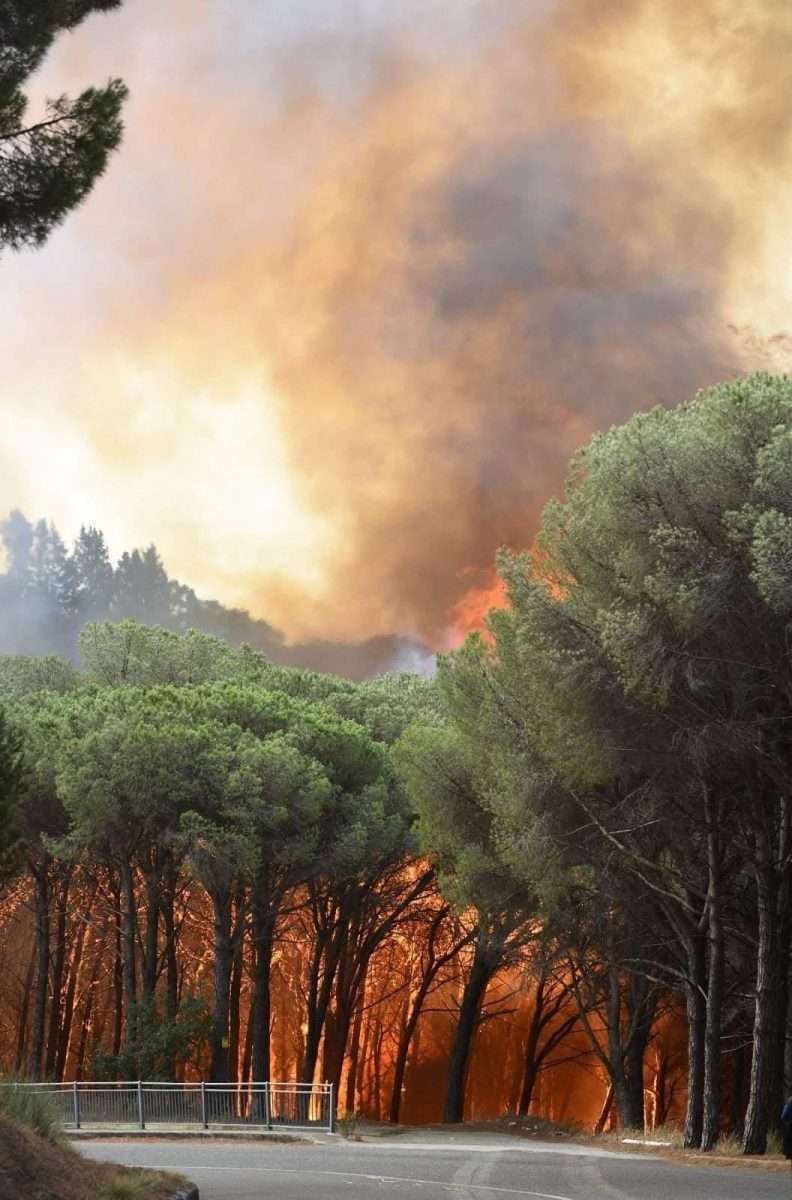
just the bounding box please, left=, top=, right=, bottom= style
left=0, top=1082, right=64, bottom=1144
left=92, top=995, right=211, bottom=1080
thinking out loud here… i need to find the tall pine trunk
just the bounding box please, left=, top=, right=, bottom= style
left=14, top=942, right=36, bottom=1075
left=701, top=805, right=725, bottom=1151
left=743, top=800, right=790, bottom=1155
left=209, top=887, right=234, bottom=1083
left=345, top=986, right=366, bottom=1115
left=683, top=932, right=706, bottom=1148
left=251, top=915, right=274, bottom=1082
left=55, top=886, right=94, bottom=1080
left=28, top=863, right=50, bottom=1079
left=111, top=890, right=124, bottom=1060
left=142, top=873, right=160, bottom=1002
left=769, top=859, right=792, bottom=1133
left=162, top=889, right=179, bottom=1022
left=299, top=928, right=326, bottom=1084
left=119, top=860, right=138, bottom=1050
left=301, top=922, right=345, bottom=1086
left=74, top=943, right=103, bottom=1082
left=519, top=972, right=548, bottom=1115
left=45, top=869, right=71, bottom=1078
left=390, top=980, right=431, bottom=1123
left=443, top=936, right=492, bottom=1123
left=324, top=952, right=368, bottom=1096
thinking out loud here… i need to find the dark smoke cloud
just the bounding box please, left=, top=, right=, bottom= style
left=253, top=2, right=767, bottom=642
left=3, top=0, right=789, bottom=656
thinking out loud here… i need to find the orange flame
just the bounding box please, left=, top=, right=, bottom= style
left=448, top=570, right=508, bottom=645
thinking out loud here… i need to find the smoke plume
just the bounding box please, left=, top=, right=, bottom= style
left=249, top=0, right=792, bottom=642
left=3, top=0, right=791, bottom=654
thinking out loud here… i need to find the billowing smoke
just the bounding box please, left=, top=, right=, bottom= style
left=2, top=0, right=791, bottom=657
left=156, top=0, right=787, bottom=648
left=192, top=0, right=788, bottom=644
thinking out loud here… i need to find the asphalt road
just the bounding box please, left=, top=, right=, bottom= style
left=80, top=1132, right=792, bottom=1200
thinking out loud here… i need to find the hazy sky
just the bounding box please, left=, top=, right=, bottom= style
left=3, top=0, right=791, bottom=646
left=3, top=1, right=508, bottom=624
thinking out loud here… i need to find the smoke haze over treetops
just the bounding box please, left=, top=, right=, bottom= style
left=1, top=0, right=791, bottom=654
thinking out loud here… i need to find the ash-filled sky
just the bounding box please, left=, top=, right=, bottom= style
left=3, top=0, right=792, bottom=649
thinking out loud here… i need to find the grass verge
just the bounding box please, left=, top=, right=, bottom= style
left=0, top=1106, right=191, bottom=1200
left=0, top=1080, right=65, bottom=1144
left=96, top=1165, right=189, bottom=1200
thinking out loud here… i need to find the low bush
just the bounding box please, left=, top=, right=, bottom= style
left=0, top=1082, right=64, bottom=1144
left=96, top=1165, right=186, bottom=1200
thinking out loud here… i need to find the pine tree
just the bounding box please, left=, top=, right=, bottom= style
left=0, top=1, right=127, bottom=250
left=0, top=706, right=22, bottom=875
left=72, top=525, right=114, bottom=624
left=113, top=545, right=170, bottom=624
left=0, top=509, right=33, bottom=580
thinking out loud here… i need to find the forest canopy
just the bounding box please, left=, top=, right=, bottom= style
left=0, top=513, right=433, bottom=678
left=1, top=374, right=791, bottom=1153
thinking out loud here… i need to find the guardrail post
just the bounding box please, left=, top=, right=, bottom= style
left=136, top=1080, right=145, bottom=1130
left=328, top=1082, right=335, bottom=1134
left=72, top=1081, right=81, bottom=1130
left=201, top=1080, right=208, bottom=1130
left=264, top=1082, right=271, bottom=1131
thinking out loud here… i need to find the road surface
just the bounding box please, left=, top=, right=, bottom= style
left=80, top=1130, right=792, bottom=1199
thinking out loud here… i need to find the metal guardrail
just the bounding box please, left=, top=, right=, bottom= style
left=2, top=1081, right=335, bottom=1133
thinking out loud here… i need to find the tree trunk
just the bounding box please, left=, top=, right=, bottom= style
left=161, top=888, right=179, bottom=1022
left=74, top=989, right=95, bottom=1081
left=784, top=973, right=792, bottom=1109
left=606, top=969, right=632, bottom=1130
left=627, top=975, right=656, bottom=1131
left=112, top=893, right=124, bottom=1060
left=729, top=1039, right=748, bottom=1138
left=605, top=969, right=651, bottom=1132
left=45, top=868, right=72, bottom=1078
left=209, top=887, right=234, bottom=1083
left=14, top=942, right=36, bottom=1075
left=443, top=936, right=492, bottom=1123
left=301, top=920, right=345, bottom=1086
left=72, top=925, right=105, bottom=1081
left=388, top=922, right=459, bottom=1125
left=28, top=862, right=50, bottom=1079
left=389, top=953, right=442, bottom=1125
left=119, top=860, right=138, bottom=1049
left=228, top=934, right=244, bottom=1085
left=241, top=1001, right=254, bottom=1085
left=653, top=1048, right=668, bottom=1128
left=519, top=972, right=548, bottom=1115
left=372, top=1023, right=384, bottom=1119
left=251, top=906, right=275, bottom=1083
left=743, top=811, right=787, bottom=1155
left=683, top=933, right=706, bottom=1148
left=701, top=806, right=725, bottom=1152
left=74, top=960, right=99, bottom=1084
left=594, top=1083, right=614, bottom=1135
left=769, top=863, right=792, bottom=1134
left=325, top=953, right=368, bottom=1096
left=624, top=1026, right=649, bottom=1130
left=299, top=928, right=326, bottom=1085
left=358, top=1007, right=373, bottom=1112
left=345, top=985, right=366, bottom=1115
left=56, top=888, right=94, bottom=1080
left=142, top=872, right=160, bottom=1002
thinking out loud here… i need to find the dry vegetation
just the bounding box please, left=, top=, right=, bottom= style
left=0, top=1113, right=186, bottom=1200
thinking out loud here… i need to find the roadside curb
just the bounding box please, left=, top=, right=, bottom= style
left=66, top=1128, right=316, bottom=1144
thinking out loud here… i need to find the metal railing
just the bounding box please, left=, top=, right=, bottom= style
left=2, top=1081, right=335, bottom=1133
